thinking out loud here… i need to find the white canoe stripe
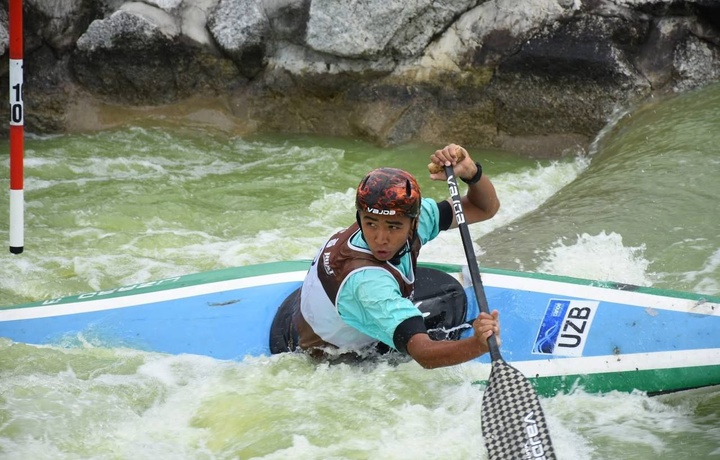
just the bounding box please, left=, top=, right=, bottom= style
left=509, top=348, right=720, bottom=377
left=0, top=271, right=308, bottom=322
left=3, top=269, right=717, bottom=322
left=480, top=272, right=720, bottom=315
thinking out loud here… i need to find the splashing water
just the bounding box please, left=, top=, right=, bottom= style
left=1, top=85, right=720, bottom=459
left=536, top=231, right=653, bottom=286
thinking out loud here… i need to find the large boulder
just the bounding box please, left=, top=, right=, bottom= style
left=0, top=0, right=718, bottom=155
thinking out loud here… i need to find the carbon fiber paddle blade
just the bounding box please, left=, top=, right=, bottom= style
left=481, top=360, right=556, bottom=460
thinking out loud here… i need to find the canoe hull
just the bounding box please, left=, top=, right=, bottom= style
left=2, top=261, right=718, bottom=396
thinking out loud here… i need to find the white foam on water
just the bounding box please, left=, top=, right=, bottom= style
left=1, top=89, right=719, bottom=459
left=535, top=231, right=654, bottom=286
left=680, top=247, right=720, bottom=295
left=420, top=156, right=590, bottom=265
left=544, top=387, right=718, bottom=458
left=236, top=154, right=588, bottom=268
left=0, top=323, right=717, bottom=460
left=6, top=343, right=713, bottom=459
left=0, top=345, right=229, bottom=459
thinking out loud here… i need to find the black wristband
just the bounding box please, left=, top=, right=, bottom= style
left=460, top=161, right=483, bottom=185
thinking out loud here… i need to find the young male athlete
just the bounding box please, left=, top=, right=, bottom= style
left=270, top=144, right=501, bottom=368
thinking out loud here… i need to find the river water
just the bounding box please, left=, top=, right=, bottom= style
left=0, top=83, right=719, bottom=459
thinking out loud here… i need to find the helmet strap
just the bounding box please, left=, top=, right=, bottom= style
left=389, top=218, right=418, bottom=265
left=356, top=211, right=365, bottom=239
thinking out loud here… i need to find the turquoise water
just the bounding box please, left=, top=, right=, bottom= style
left=0, top=83, right=719, bottom=458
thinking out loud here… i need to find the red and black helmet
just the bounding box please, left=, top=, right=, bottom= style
left=355, top=168, right=421, bottom=219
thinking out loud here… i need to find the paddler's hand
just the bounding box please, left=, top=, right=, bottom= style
left=428, top=143, right=478, bottom=182
left=472, top=310, right=500, bottom=351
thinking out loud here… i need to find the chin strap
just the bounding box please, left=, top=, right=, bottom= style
left=389, top=218, right=419, bottom=264
left=389, top=242, right=410, bottom=265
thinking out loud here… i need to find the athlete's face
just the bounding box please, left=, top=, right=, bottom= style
left=358, top=211, right=413, bottom=261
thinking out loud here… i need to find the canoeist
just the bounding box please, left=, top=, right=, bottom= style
left=270, top=144, right=502, bottom=368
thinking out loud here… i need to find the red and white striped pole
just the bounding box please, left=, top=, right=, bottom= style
left=8, top=0, right=24, bottom=254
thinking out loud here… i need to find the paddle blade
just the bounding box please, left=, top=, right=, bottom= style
left=481, top=360, right=556, bottom=460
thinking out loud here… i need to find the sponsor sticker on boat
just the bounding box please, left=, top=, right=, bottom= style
left=532, top=299, right=599, bottom=357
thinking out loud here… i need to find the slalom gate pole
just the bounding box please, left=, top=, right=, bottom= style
left=9, top=0, right=24, bottom=254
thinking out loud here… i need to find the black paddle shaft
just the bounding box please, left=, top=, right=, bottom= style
left=444, top=165, right=557, bottom=460
left=444, top=166, right=501, bottom=362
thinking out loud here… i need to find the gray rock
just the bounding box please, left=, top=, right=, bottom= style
left=0, top=0, right=718, bottom=156
left=72, top=9, right=242, bottom=104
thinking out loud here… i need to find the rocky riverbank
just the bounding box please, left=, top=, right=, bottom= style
left=2, top=0, right=719, bottom=156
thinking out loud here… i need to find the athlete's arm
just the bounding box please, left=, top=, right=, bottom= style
left=403, top=311, right=500, bottom=369
left=338, top=269, right=425, bottom=348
